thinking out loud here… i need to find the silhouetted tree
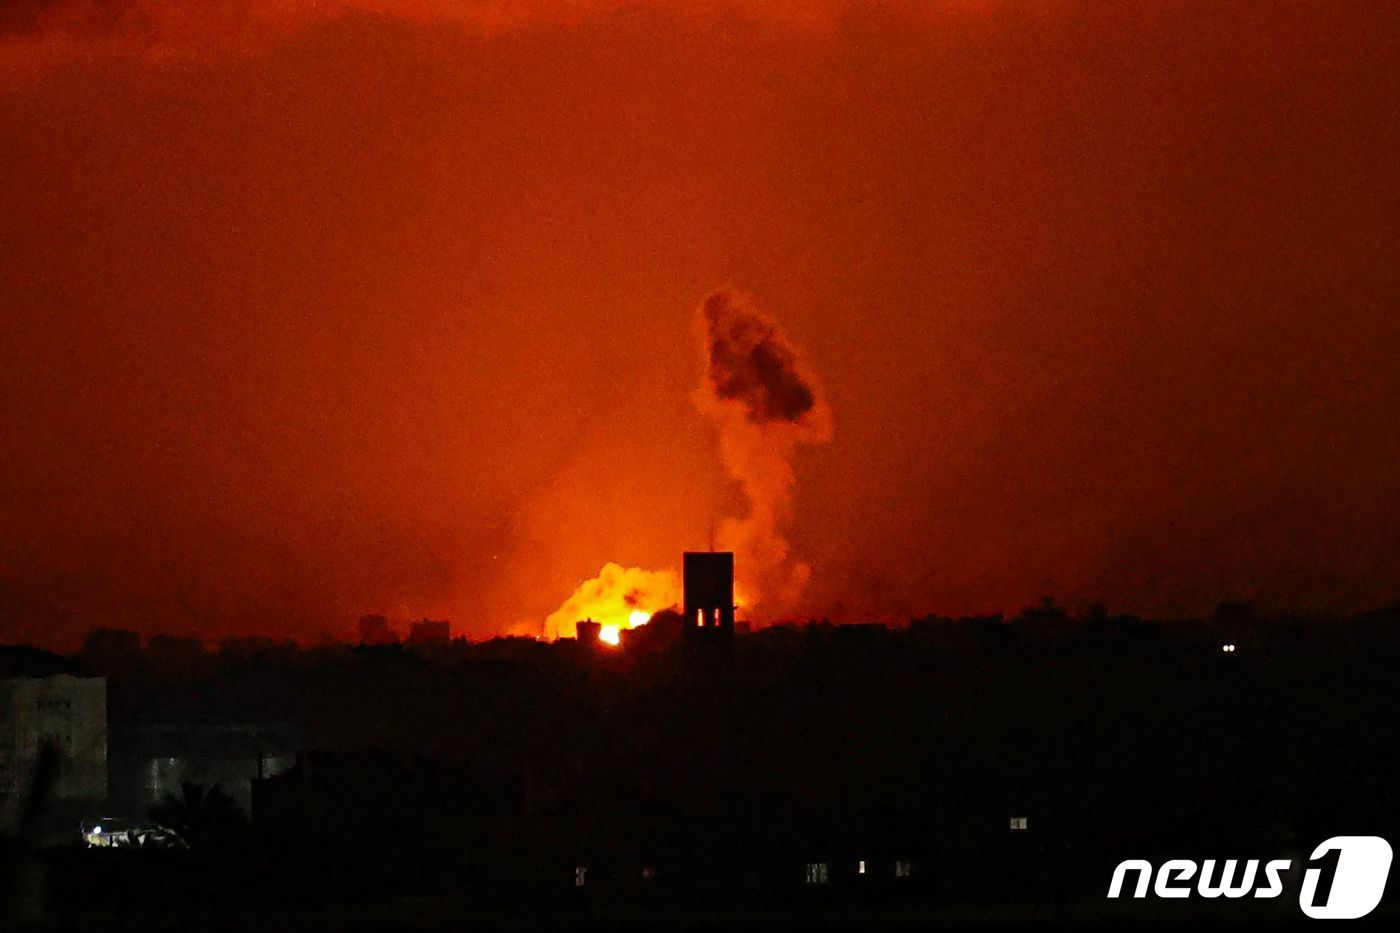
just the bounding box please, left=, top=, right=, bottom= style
left=149, top=782, right=245, bottom=849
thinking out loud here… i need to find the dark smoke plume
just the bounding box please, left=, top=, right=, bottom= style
left=695, top=289, right=832, bottom=615
left=702, top=291, right=819, bottom=424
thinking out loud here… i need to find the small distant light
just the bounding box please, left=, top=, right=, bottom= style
left=92, top=825, right=102, bottom=835
left=858, top=860, right=866, bottom=875
left=1222, top=643, right=1236, bottom=653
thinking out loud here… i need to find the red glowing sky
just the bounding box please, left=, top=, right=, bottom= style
left=3, top=1, right=1399, bottom=647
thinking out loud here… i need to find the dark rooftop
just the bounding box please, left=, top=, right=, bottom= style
left=0, top=644, right=96, bottom=679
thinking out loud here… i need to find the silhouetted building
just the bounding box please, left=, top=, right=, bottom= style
left=408, top=619, right=451, bottom=645
left=79, top=628, right=140, bottom=674
left=145, top=634, right=204, bottom=669
left=576, top=620, right=601, bottom=648
left=683, top=551, right=735, bottom=631
left=109, top=721, right=302, bottom=815
left=217, top=635, right=285, bottom=658
left=357, top=614, right=396, bottom=646
left=0, top=647, right=107, bottom=838
left=621, top=609, right=685, bottom=653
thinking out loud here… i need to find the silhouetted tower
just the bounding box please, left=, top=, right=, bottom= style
left=683, top=551, right=735, bottom=632
left=576, top=619, right=601, bottom=648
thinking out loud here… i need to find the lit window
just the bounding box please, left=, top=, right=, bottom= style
left=574, top=866, right=587, bottom=887
left=1010, top=817, right=1029, bottom=830
left=805, top=862, right=829, bottom=884
left=858, top=859, right=866, bottom=875
left=894, top=860, right=912, bottom=879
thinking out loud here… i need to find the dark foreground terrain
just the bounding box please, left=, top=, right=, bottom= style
left=10, top=603, right=1400, bottom=929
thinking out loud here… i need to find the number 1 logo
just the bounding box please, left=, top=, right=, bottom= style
left=1299, top=836, right=1392, bottom=920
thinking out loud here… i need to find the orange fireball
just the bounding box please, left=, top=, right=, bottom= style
left=544, top=564, right=677, bottom=640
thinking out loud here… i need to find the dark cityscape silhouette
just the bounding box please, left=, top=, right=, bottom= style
left=5, top=554, right=1399, bottom=928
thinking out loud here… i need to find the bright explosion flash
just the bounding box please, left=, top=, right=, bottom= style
left=543, top=564, right=677, bottom=641
left=599, top=611, right=651, bottom=648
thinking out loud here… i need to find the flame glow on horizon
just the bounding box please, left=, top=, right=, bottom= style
left=543, top=289, right=829, bottom=640
left=543, top=563, right=677, bottom=640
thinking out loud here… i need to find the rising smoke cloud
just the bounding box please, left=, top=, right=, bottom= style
left=542, top=288, right=830, bottom=638
left=695, top=289, right=832, bottom=615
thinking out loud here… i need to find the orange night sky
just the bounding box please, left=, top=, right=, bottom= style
left=3, top=1, right=1399, bottom=648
